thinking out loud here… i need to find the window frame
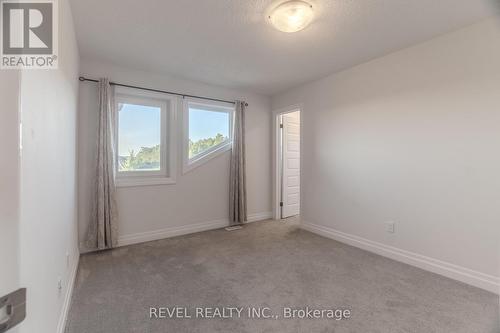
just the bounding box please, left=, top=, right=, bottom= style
left=115, top=86, right=177, bottom=187
left=182, top=98, right=234, bottom=174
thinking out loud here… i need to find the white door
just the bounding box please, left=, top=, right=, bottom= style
left=0, top=71, right=22, bottom=332
left=281, top=111, right=300, bottom=218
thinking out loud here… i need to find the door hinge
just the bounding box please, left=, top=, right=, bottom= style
left=279, top=123, right=283, bottom=128
left=280, top=202, right=283, bottom=207
left=0, top=288, right=26, bottom=333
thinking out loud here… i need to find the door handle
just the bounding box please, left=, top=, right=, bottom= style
left=0, top=289, right=26, bottom=332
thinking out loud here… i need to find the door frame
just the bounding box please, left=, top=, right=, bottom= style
left=272, top=104, right=302, bottom=220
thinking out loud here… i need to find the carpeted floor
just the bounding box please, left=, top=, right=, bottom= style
left=65, top=219, right=499, bottom=333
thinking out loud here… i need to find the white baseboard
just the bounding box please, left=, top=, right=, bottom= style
left=117, top=218, right=229, bottom=247
left=114, top=212, right=273, bottom=248
left=246, top=211, right=273, bottom=223
left=301, top=221, right=499, bottom=294
left=77, top=212, right=274, bottom=253
left=57, top=251, right=80, bottom=333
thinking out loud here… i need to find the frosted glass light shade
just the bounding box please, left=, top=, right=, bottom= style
left=269, top=1, right=314, bottom=33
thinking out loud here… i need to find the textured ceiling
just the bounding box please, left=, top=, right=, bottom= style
left=69, top=0, right=499, bottom=95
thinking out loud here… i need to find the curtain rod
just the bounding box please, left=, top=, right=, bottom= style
left=78, top=76, right=248, bottom=106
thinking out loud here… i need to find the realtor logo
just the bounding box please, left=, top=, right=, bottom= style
left=1, top=0, right=58, bottom=69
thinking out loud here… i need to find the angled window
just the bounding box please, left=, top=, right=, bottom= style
left=115, top=87, right=177, bottom=186
left=183, top=99, right=233, bottom=173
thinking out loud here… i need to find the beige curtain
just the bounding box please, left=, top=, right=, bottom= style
left=86, top=78, right=118, bottom=250
left=229, top=101, right=247, bottom=225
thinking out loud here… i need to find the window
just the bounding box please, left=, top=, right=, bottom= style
left=118, top=103, right=162, bottom=172
left=183, top=99, right=233, bottom=173
left=115, top=87, right=176, bottom=186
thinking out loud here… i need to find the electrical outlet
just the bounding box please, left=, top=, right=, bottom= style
left=57, top=277, right=63, bottom=291
left=385, top=221, right=395, bottom=233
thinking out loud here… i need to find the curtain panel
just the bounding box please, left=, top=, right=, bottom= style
left=229, top=101, right=247, bottom=225
left=86, top=78, right=118, bottom=250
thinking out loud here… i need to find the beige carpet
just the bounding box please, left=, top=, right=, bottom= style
left=65, top=219, right=499, bottom=333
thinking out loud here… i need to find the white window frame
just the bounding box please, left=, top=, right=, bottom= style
left=115, top=86, right=177, bottom=187
left=182, top=98, right=234, bottom=174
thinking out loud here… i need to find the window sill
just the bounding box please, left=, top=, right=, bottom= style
left=116, top=177, right=176, bottom=188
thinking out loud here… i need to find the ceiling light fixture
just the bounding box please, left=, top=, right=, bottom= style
left=268, top=1, right=314, bottom=33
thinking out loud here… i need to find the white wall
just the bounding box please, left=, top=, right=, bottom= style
left=0, top=71, right=21, bottom=333
left=272, top=18, right=500, bottom=292
left=78, top=60, right=272, bottom=251
left=18, top=0, right=80, bottom=332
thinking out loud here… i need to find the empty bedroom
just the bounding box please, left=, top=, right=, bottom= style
left=0, top=0, right=499, bottom=332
